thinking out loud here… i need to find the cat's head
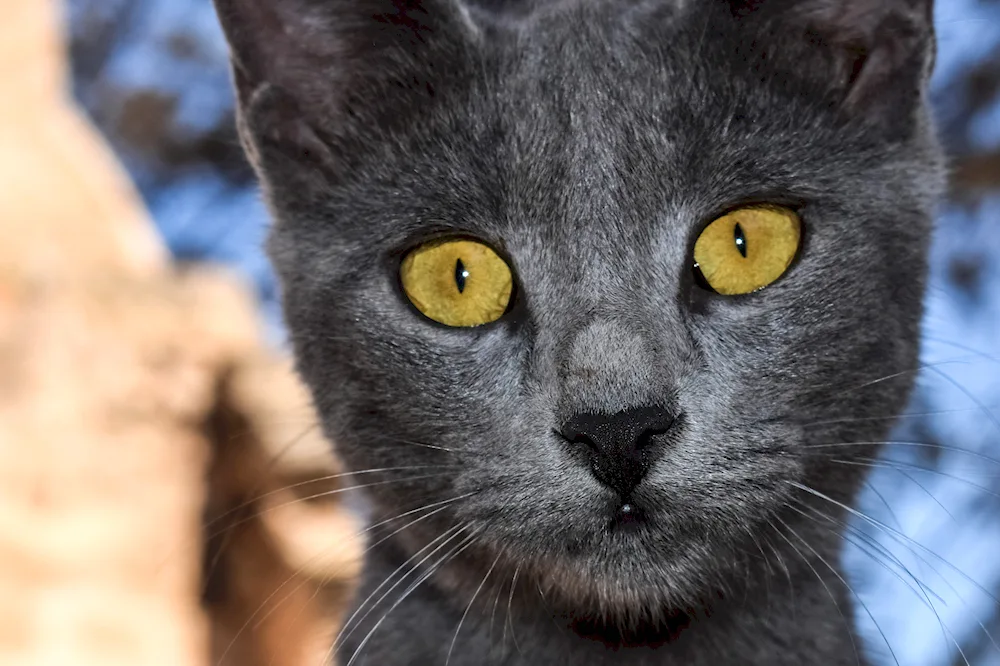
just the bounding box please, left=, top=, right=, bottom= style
left=214, top=0, right=944, bottom=616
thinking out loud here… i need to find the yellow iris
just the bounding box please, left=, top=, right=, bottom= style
left=400, top=239, right=514, bottom=327
left=693, top=206, right=802, bottom=295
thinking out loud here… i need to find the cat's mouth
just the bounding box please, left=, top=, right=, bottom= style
left=610, top=501, right=647, bottom=530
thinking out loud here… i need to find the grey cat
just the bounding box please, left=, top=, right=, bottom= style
left=212, top=0, right=945, bottom=663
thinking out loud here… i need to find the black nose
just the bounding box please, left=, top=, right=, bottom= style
left=560, top=405, right=677, bottom=498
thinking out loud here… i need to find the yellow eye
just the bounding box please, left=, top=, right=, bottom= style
left=693, top=206, right=802, bottom=295
left=400, top=238, right=514, bottom=327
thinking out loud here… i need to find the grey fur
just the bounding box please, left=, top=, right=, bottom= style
left=212, top=0, right=945, bottom=663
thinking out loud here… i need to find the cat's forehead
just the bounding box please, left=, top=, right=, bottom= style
left=225, top=0, right=939, bottom=268
left=390, top=30, right=838, bottom=231
left=390, top=6, right=841, bottom=199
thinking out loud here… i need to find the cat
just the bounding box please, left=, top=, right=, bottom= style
left=211, top=0, right=945, bottom=663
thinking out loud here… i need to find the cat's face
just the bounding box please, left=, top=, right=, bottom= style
left=216, top=0, right=943, bottom=615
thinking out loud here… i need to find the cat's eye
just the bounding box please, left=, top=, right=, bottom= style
left=400, top=238, right=514, bottom=327
left=693, top=206, right=802, bottom=295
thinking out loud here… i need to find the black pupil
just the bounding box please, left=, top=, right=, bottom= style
left=734, top=223, right=747, bottom=258
left=455, top=258, right=469, bottom=293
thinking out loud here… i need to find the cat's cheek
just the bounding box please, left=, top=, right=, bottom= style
left=639, top=407, right=807, bottom=508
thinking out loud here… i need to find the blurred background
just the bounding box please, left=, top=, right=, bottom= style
left=4, top=0, right=998, bottom=664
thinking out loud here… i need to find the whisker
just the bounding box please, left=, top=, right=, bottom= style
left=203, top=473, right=460, bottom=548
left=377, top=435, right=461, bottom=454
left=534, top=578, right=574, bottom=639
left=785, top=514, right=898, bottom=665
left=862, top=481, right=906, bottom=532
left=256, top=492, right=476, bottom=630
left=504, top=565, right=524, bottom=658
left=789, top=505, right=971, bottom=666
left=788, top=501, right=945, bottom=608
left=741, top=523, right=775, bottom=613
left=831, top=458, right=1000, bottom=500
left=804, top=441, right=1000, bottom=468
left=199, top=423, right=321, bottom=590
left=787, top=481, right=1000, bottom=610
left=802, top=359, right=970, bottom=407
left=846, top=532, right=944, bottom=609
left=789, top=498, right=978, bottom=661
left=921, top=335, right=1000, bottom=365
left=887, top=467, right=959, bottom=522
left=785, top=483, right=1000, bottom=664
left=219, top=420, right=319, bottom=449
left=799, top=407, right=995, bottom=429
left=203, top=465, right=463, bottom=536
left=337, top=522, right=468, bottom=649
left=925, top=365, right=1000, bottom=439
left=446, top=553, right=502, bottom=666
left=344, top=528, right=482, bottom=666
left=799, top=496, right=1000, bottom=662
left=487, top=564, right=507, bottom=654
left=857, top=461, right=961, bottom=522
left=216, top=494, right=473, bottom=665
left=762, top=520, right=796, bottom=609
left=855, top=482, right=958, bottom=608
left=770, top=516, right=864, bottom=666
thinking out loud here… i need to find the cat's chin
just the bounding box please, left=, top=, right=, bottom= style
left=430, top=476, right=775, bottom=621
left=531, top=555, right=735, bottom=619
left=479, top=514, right=754, bottom=623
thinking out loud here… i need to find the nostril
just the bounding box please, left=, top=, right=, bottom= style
left=554, top=428, right=599, bottom=452
left=636, top=426, right=672, bottom=449
left=572, top=434, right=598, bottom=450
left=558, top=407, right=678, bottom=455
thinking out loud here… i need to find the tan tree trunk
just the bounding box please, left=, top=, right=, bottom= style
left=0, top=2, right=360, bottom=665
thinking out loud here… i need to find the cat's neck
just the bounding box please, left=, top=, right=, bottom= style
left=335, top=535, right=868, bottom=666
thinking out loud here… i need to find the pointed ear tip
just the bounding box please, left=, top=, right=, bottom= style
left=210, top=0, right=247, bottom=12
left=209, top=0, right=242, bottom=36
left=209, top=0, right=233, bottom=18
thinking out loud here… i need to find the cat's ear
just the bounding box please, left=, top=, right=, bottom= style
left=211, top=0, right=478, bottom=176
left=731, top=0, right=935, bottom=120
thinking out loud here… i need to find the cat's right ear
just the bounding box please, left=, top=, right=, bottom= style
left=726, top=0, right=935, bottom=135
left=211, top=0, right=479, bottom=178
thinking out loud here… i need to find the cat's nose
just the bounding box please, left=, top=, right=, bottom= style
left=559, top=406, right=677, bottom=498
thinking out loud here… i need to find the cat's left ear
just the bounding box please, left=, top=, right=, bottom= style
left=733, top=0, right=935, bottom=118
left=211, top=0, right=479, bottom=179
